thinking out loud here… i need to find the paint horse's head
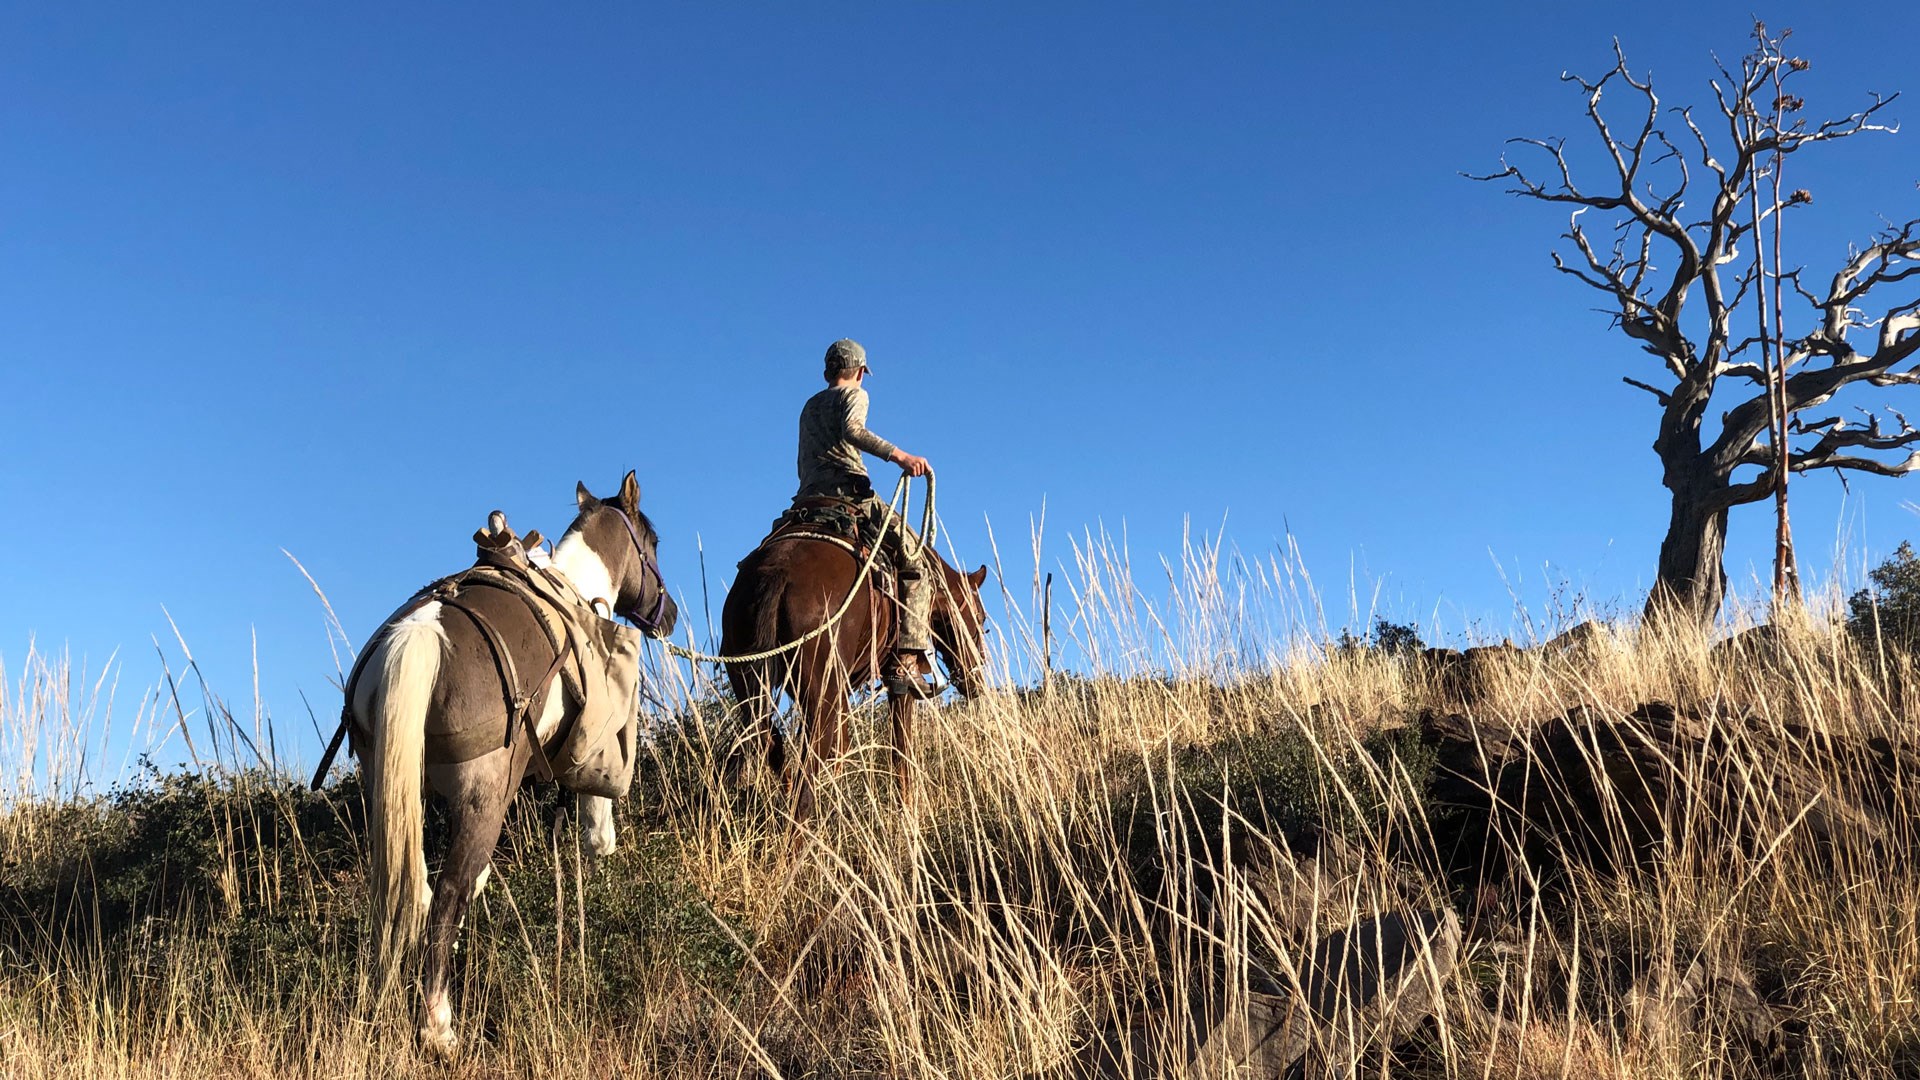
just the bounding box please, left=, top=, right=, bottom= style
left=554, top=470, right=678, bottom=638
left=930, top=558, right=990, bottom=698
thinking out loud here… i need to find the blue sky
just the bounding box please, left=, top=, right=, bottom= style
left=5, top=2, right=1920, bottom=770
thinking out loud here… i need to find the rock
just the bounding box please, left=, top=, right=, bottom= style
left=1711, top=620, right=1848, bottom=676
left=1712, top=623, right=1790, bottom=665
left=1423, top=644, right=1523, bottom=708
left=1294, top=909, right=1462, bottom=1065
left=1190, top=989, right=1313, bottom=1077
left=1419, top=701, right=1919, bottom=887
left=1200, top=909, right=1462, bottom=1076
left=1079, top=909, right=1461, bottom=1078
left=1627, top=954, right=1786, bottom=1069
left=1543, top=619, right=1616, bottom=659
left=1676, top=955, right=1784, bottom=1063
left=1250, top=843, right=1364, bottom=937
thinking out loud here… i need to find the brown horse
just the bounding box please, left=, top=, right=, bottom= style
left=720, top=531, right=988, bottom=818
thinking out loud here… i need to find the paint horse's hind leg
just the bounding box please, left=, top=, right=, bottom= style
left=417, top=747, right=522, bottom=1059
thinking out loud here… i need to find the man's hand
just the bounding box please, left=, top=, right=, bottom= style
left=892, top=449, right=931, bottom=477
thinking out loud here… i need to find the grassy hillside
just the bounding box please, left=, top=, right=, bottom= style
left=5, top=563, right=1920, bottom=1078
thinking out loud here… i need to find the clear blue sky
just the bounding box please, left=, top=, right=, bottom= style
left=6, top=2, right=1920, bottom=771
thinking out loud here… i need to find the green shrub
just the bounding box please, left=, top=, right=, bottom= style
left=1333, top=618, right=1425, bottom=658
left=1848, top=541, right=1920, bottom=655
left=480, top=793, right=748, bottom=1010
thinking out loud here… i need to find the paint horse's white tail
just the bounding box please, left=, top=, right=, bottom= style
left=365, top=604, right=445, bottom=998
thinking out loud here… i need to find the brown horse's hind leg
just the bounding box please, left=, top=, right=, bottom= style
left=417, top=747, right=522, bottom=1058
left=723, top=664, right=785, bottom=790
left=888, top=693, right=916, bottom=807
left=789, top=663, right=849, bottom=822
left=762, top=678, right=789, bottom=783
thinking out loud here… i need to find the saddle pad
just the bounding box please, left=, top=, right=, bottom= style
left=504, top=561, right=647, bottom=792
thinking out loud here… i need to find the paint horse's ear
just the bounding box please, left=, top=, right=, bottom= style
left=618, top=470, right=641, bottom=512
left=969, top=565, right=988, bottom=590
left=576, top=481, right=597, bottom=510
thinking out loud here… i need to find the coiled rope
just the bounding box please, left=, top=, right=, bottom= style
left=661, top=469, right=935, bottom=665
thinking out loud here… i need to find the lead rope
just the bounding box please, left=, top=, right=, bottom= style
left=661, top=469, right=934, bottom=665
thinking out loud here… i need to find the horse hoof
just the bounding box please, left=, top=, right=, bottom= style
left=419, top=1025, right=459, bottom=1060
left=419, top=1023, right=459, bottom=1060
left=418, top=998, right=458, bottom=1059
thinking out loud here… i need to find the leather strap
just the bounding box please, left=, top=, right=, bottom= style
left=323, top=562, right=581, bottom=788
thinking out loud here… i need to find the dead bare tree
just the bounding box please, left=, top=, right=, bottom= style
left=1472, top=27, right=1920, bottom=625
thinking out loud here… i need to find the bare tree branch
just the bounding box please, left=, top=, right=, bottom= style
left=1798, top=452, right=1920, bottom=477
left=1623, top=376, right=1674, bottom=404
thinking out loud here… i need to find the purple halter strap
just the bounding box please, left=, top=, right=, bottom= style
left=608, top=505, right=670, bottom=634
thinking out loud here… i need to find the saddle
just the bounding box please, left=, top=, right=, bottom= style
left=772, top=497, right=867, bottom=547
left=750, top=495, right=898, bottom=596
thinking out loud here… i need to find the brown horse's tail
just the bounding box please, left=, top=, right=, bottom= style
left=720, top=562, right=791, bottom=771
left=724, top=560, right=793, bottom=675
left=363, top=603, right=445, bottom=1001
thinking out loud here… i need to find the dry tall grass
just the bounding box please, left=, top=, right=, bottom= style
left=4, top=539, right=1920, bottom=1078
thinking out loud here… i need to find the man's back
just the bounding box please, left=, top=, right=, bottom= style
left=796, top=383, right=899, bottom=500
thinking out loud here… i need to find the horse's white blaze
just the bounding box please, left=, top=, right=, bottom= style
left=552, top=530, right=615, bottom=611
left=581, top=794, right=617, bottom=858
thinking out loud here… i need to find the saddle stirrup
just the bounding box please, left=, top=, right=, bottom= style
left=885, top=651, right=948, bottom=701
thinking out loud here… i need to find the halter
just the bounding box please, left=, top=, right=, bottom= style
left=608, top=505, right=670, bottom=634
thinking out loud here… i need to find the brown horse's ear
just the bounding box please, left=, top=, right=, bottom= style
left=576, top=481, right=596, bottom=510
left=969, top=565, right=988, bottom=590
left=619, top=470, right=640, bottom=511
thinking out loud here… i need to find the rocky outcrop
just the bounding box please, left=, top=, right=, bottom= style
left=1419, top=701, right=1920, bottom=890
left=1421, top=643, right=1524, bottom=708
left=1542, top=619, right=1614, bottom=657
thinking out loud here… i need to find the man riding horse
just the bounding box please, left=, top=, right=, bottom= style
left=719, top=339, right=988, bottom=814
left=797, top=337, right=946, bottom=699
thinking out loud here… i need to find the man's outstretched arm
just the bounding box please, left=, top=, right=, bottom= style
left=844, top=394, right=929, bottom=476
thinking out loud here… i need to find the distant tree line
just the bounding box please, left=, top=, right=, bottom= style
left=1334, top=618, right=1425, bottom=658
left=1327, top=540, right=1920, bottom=659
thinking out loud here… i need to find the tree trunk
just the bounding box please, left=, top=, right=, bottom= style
left=1645, top=487, right=1729, bottom=626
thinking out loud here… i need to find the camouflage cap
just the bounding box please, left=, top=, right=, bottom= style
left=824, top=338, right=868, bottom=373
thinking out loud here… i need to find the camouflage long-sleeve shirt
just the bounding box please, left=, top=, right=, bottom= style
left=796, top=384, right=900, bottom=499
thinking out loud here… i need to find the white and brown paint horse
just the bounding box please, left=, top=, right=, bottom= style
left=344, top=472, right=675, bottom=1055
